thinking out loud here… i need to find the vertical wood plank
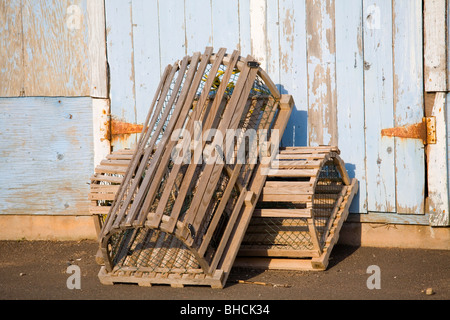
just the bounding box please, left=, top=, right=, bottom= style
left=87, top=0, right=108, bottom=98
left=185, top=0, right=213, bottom=54
left=158, top=0, right=186, bottom=68
left=92, top=98, right=111, bottom=167
left=447, top=92, right=450, bottom=220
left=250, top=0, right=267, bottom=70
left=266, top=0, right=280, bottom=89
left=306, top=0, right=337, bottom=147
left=335, top=0, right=367, bottom=213
left=424, top=0, right=447, bottom=92
left=0, top=0, right=23, bottom=97
left=105, top=0, right=137, bottom=149
left=239, top=0, right=252, bottom=55
left=279, top=0, right=309, bottom=147
left=363, top=0, right=396, bottom=213
left=393, top=0, right=425, bottom=214
left=0, top=97, right=94, bottom=216
left=132, top=0, right=161, bottom=125
left=448, top=0, right=450, bottom=92
left=211, top=0, right=240, bottom=50
left=22, top=0, right=90, bottom=96
left=428, top=93, right=449, bottom=226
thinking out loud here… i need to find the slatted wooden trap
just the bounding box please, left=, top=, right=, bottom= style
left=236, top=146, right=358, bottom=271
left=91, top=146, right=358, bottom=278
left=94, top=48, right=293, bottom=288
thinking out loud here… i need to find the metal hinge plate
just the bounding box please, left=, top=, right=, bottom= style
left=381, top=117, right=436, bottom=145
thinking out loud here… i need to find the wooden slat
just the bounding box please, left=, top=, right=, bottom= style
left=306, top=0, right=337, bottom=146
left=131, top=0, right=161, bottom=126
left=101, top=64, right=175, bottom=236
left=239, top=248, right=321, bottom=258
left=264, top=181, right=314, bottom=191
left=90, top=175, right=123, bottom=184
left=262, top=186, right=313, bottom=196
left=100, top=160, right=132, bottom=167
left=393, top=0, right=425, bottom=214
left=130, top=52, right=202, bottom=227
left=279, top=146, right=339, bottom=154
left=182, top=55, right=257, bottom=233
left=335, top=0, right=367, bottom=213
left=147, top=48, right=225, bottom=229
left=106, top=154, right=134, bottom=160
left=279, top=0, right=308, bottom=147
left=363, top=0, right=396, bottom=213
left=260, top=194, right=312, bottom=203
left=89, top=193, right=116, bottom=201
left=427, top=93, right=449, bottom=226
left=95, top=165, right=127, bottom=175
left=276, top=160, right=322, bottom=169
left=87, top=0, right=108, bottom=98
left=0, top=1, right=22, bottom=96
left=90, top=185, right=121, bottom=193
left=218, top=94, right=294, bottom=280
left=424, top=0, right=447, bottom=92
left=156, top=49, right=230, bottom=233
left=22, top=0, right=90, bottom=96
left=110, top=60, right=183, bottom=229
left=253, top=209, right=311, bottom=218
left=146, top=48, right=228, bottom=231
left=124, top=53, right=200, bottom=225
left=197, top=99, right=280, bottom=255
left=208, top=189, right=248, bottom=273
left=266, top=168, right=317, bottom=177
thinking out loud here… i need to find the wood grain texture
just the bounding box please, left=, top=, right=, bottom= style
left=448, top=0, right=450, bottom=92
left=363, top=0, right=396, bottom=213
left=393, top=0, right=424, bottom=214
left=279, top=0, right=309, bottom=147
left=335, top=0, right=367, bottom=213
left=185, top=0, right=213, bottom=54
left=105, top=0, right=137, bottom=150
left=212, top=0, right=240, bottom=50
left=424, top=0, right=447, bottom=92
left=427, top=93, right=449, bottom=226
left=0, top=0, right=23, bottom=97
left=250, top=0, right=267, bottom=69
left=0, top=97, right=94, bottom=216
left=22, top=0, right=90, bottom=96
left=87, top=0, right=108, bottom=98
left=1, top=0, right=91, bottom=97
left=131, top=0, right=161, bottom=125
left=158, top=0, right=186, bottom=69
left=306, top=0, right=337, bottom=147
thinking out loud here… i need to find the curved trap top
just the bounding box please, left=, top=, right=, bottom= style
left=97, top=47, right=294, bottom=287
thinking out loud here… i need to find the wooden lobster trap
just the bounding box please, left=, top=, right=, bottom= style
left=91, top=48, right=358, bottom=288
left=236, top=146, right=358, bottom=271
left=94, top=48, right=293, bottom=288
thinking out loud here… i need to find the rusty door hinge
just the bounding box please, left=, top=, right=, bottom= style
left=381, top=117, right=436, bottom=145
left=110, top=120, right=144, bottom=135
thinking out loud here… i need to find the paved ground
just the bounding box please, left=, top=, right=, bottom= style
left=0, top=240, right=448, bottom=302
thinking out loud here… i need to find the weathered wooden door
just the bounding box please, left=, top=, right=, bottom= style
left=362, top=0, right=425, bottom=215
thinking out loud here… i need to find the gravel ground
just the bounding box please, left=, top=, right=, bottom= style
left=0, top=240, right=448, bottom=303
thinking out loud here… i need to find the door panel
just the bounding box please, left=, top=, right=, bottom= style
left=363, top=0, right=397, bottom=213
left=392, top=0, right=425, bottom=214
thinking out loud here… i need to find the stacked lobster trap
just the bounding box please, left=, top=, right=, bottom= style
left=90, top=48, right=358, bottom=288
